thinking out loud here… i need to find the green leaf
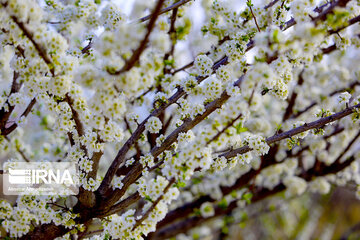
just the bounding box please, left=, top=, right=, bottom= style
left=221, top=226, right=229, bottom=234
left=239, top=211, right=248, bottom=221
left=164, top=59, right=174, bottom=66
left=201, top=26, right=209, bottom=33
left=269, top=204, right=276, bottom=211
left=144, top=195, right=153, bottom=202
left=242, top=192, right=253, bottom=204
left=104, top=233, right=110, bottom=240
left=218, top=198, right=228, bottom=209
left=192, top=233, right=200, bottom=240
left=224, top=215, right=234, bottom=224
left=176, top=18, right=191, bottom=40
left=236, top=122, right=247, bottom=134
left=192, top=177, right=202, bottom=184
left=230, top=190, right=237, bottom=198
left=241, top=35, right=250, bottom=42
left=238, top=221, right=247, bottom=228
left=175, top=181, right=186, bottom=188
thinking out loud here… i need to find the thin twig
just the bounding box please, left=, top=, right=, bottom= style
left=1, top=2, right=55, bottom=76
left=132, top=179, right=175, bottom=230
left=247, top=1, right=261, bottom=32
left=139, top=0, right=192, bottom=22
left=283, top=72, right=304, bottom=121
left=290, top=81, right=360, bottom=119
left=207, top=113, right=243, bottom=145
left=264, top=0, right=280, bottom=9
left=4, top=136, right=30, bottom=162
left=110, top=0, right=165, bottom=75
left=0, top=71, right=20, bottom=132
left=333, top=130, right=360, bottom=163
left=81, top=40, right=92, bottom=55
left=3, top=98, right=36, bottom=136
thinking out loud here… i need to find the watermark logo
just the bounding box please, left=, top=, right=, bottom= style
left=3, top=162, right=79, bottom=195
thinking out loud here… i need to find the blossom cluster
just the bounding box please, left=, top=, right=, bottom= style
left=1, top=0, right=360, bottom=239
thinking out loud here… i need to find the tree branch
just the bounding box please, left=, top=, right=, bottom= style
left=1, top=2, right=55, bottom=76
left=221, top=103, right=360, bottom=159
left=0, top=71, right=20, bottom=132
left=110, top=0, right=165, bottom=75
left=332, top=130, right=360, bottom=164
left=2, top=98, right=36, bottom=136
left=98, top=53, right=230, bottom=196
left=132, top=179, right=175, bottom=230
left=139, top=0, right=192, bottom=22
left=247, top=0, right=261, bottom=32
left=150, top=151, right=358, bottom=239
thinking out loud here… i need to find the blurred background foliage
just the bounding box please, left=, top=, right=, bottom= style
left=217, top=186, right=360, bottom=240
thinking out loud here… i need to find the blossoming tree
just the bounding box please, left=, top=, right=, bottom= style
left=1, top=0, right=360, bottom=239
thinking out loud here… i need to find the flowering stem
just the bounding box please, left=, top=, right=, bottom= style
left=264, top=0, right=280, bottom=9
left=207, top=113, right=243, bottom=145
left=221, top=103, right=360, bottom=159
left=0, top=71, right=20, bottom=133
left=290, top=81, right=360, bottom=119
left=247, top=0, right=261, bottom=32
left=110, top=0, right=165, bottom=75
left=2, top=2, right=55, bottom=76
left=139, top=0, right=192, bottom=22
left=132, top=178, right=175, bottom=230
left=4, top=136, right=30, bottom=162
left=333, top=130, right=360, bottom=164
left=283, top=72, right=304, bottom=121
left=150, top=152, right=358, bottom=239
left=98, top=52, right=231, bottom=197
left=2, top=98, right=36, bottom=136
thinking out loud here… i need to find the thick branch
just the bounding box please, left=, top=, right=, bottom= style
left=98, top=55, right=230, bottom=196
left=65, top=94, right=85, bottom=136
left=328, top=14, right=360, bottom=34
left=313, top=0, right=351, bottom=25
left=99, top=192, right=141, bottom=217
